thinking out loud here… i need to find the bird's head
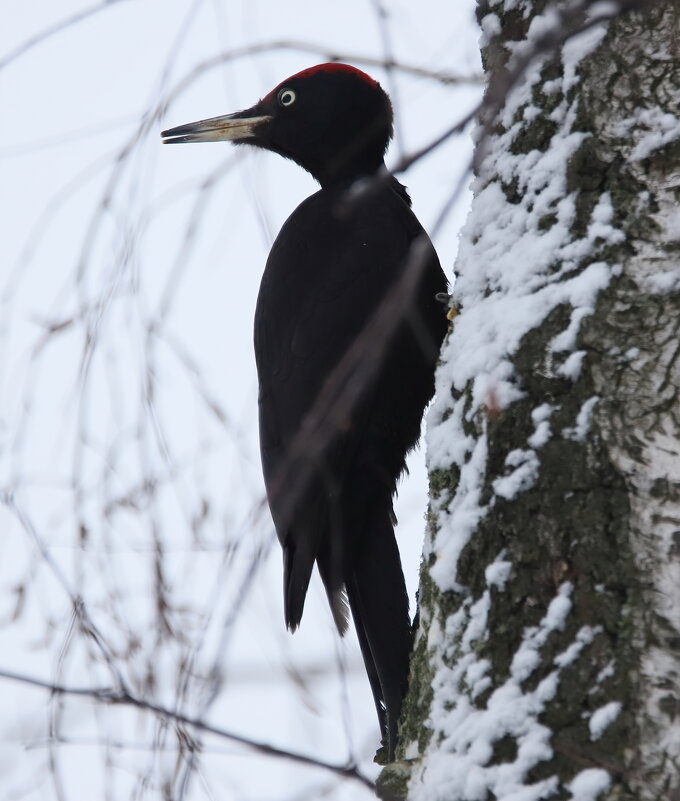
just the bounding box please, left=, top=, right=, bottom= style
left=162, top=64, right=394, bottom=188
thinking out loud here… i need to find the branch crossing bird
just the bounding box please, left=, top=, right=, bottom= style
left=162, top=63, right=448, bottom=761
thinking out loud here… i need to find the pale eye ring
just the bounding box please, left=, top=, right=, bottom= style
left=278, top=88, right=296, bottom=107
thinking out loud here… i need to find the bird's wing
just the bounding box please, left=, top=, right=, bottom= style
left=254, top=197, right=414, bottom=628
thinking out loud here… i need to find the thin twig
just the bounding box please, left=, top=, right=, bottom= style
left=0, top=0, right=129, bottom=72
left=0, top=668, right=377, bottom=793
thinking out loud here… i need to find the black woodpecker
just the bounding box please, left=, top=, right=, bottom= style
left=162, top=63, right=448, bottom=760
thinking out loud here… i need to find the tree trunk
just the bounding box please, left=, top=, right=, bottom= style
left=379, top=2, right=680, bottom=800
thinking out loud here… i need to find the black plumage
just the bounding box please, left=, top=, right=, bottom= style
left=162, top=63, right=448, bottom=760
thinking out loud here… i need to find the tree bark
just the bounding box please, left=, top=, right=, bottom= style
left=379, top=2, right=680, bottom=800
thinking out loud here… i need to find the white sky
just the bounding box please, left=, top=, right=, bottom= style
left=0, top=2, right=482, bottom=799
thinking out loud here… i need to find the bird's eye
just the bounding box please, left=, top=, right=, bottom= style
left=278, top=88, right=296, bottom=107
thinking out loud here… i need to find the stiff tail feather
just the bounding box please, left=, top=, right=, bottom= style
left=345, top=510, right=412, bottom=761
left=283, top=538, right=317, bottom=631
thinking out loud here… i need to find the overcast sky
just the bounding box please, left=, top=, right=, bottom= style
left=0, top=2, right=481, bottom=798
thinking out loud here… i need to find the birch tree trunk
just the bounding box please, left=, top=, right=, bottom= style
left=379, top=2, right=680, bottom=799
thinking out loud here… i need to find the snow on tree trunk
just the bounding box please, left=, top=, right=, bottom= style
left=378, top=3, right=680, bottom=800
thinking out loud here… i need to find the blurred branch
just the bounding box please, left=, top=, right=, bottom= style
left=369, top=0, right=405, bottom=159
left=1, top=492, right=126, bottom=689
left=162, top=39, right=483, bottom=97
left=0, top=0, right=129, bottom=72
left=0, top=667, right=377, bottom=793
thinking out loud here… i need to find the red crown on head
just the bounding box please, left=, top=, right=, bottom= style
left=263, top=63, right=379, bottom=101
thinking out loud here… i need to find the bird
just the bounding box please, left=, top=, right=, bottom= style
left=162, top=63, right=448, bottom=761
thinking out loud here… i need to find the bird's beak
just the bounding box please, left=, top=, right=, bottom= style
left=161, top=110, right=272, bottom=144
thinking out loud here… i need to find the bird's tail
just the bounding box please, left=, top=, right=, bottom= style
left=345, top=508, right=412, bottom=761
left=283, top=539, right=317, bottom=631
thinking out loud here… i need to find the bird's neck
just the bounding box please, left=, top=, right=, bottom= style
left=317, top=161, right=381, bottom=187
left=316, top=151, right=388, bottom=189
left=320, top=167, right=412, bottom=217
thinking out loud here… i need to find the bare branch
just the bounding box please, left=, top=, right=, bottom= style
left=0, top=668, right=377, bottom=793
left=0, top=1, right=129, bottom=72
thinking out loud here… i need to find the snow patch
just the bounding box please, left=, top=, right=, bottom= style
left=479, top=13, right=501, bottom=47
left=528, top=403, right=556, bottom=448
left=567, top=768, right=611, bottom=801
left=561, top=22, right=608, bottom=91
left=542, top=583, right=573, bottom=632
left=615, top=107, right=680, bottom=161
left=462, top=592, right=491, bottom=652
left=510, top=584, right=573, bottom=683
left=589, top=701, right=622, bottom=740
left=644, top=268, right=680, bottom=293
left=554, top=625, right=601, bottom=668
left=467, top=658, right=493, bottom=700
left=493, top=448, right=540, bottom=500
left=503, top=0, right=531, bottom=17
left=563, top=396, right=599, bottom=441
left=429, top=431, right=489, bottom=592
left=532, top=403, right=556, bottom=425
left=588, top=1, right=622, bottom=14
left=527, top=420, right=550, bottom=448
left=590, top=660, right=615, bottom=693
left=404, top=740, right=420, bottom=760
left=485, top=557, right=512, bottom=590
left=427, top=616, right=443, bottom=650
left=551, top=307, right=591, bottom=352
left=587, top=193, right=623, bottom=245
left=558, top=350, right=586, bottom=380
